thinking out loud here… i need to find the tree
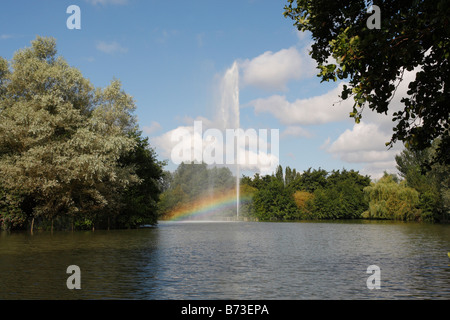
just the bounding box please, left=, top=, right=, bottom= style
left=238, top=183, right=258, bottom=219
left=0, top=37, right=141, bottom=230
left=363, top=173, right=420, bottom=221
left=115, top=132, right=166, bottom=228
left=244, top=166, right=370, bottom=221
left=289, top=167, right=328, bottom=192
left=157, top=163, right=236, bottom=219
left=275, top=164, right=284, bottom=184
left=306, top=169, right=370, bottom=219
left=0, top=184, right=26, bottom=230
left=324, top=169, right=371, bottom=218
left=284, top=0, right=450, bottom=166
left=293, top=190, right=314, bottom=219
left=208, top=166, right=235, bottom=191
left=284, top=166, right=299, bottom=187
left=252, top=176, right=298, bottom=221
left=395, top=139, right=450, bottom=221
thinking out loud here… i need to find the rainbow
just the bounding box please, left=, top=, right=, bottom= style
left=162, top=188, right=251, bottom=222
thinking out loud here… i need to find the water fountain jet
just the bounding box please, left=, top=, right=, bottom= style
left=219, top=61, right=240, bottom=220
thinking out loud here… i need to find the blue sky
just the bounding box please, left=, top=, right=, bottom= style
left=0, top=0, right=406, bottom=179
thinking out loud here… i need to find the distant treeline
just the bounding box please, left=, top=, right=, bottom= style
left=159, top=138, right=449, bottom=223
left=157, top=162, right=238, bottom=220
left=240, top=166, right=371, bottom=221
left=240, top=139, right=449, bottom=222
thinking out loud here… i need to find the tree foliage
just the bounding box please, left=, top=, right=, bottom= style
left=395, top=139, right=450, bottom=221
left=252, top=176, right=298, bottom=220
left=158, top=162, right=237, bottom=219
left=243, top=166, right=371, bottom=221
left=284, top=0, right=450, bottom=166
left=241, top=146, right=448, bottom=223
left=0, top=37, right=164, bottom=230
left=161, top=159, right=446, bottom=223
left=0, top=185, right=26, bottom=230
left=363, top=173, right=420, bottom=221
left=114, top=132, right=166, bottom=228
left=293, top=190, right=314, bottom=219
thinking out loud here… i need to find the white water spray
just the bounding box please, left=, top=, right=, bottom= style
left=220, top=61, right=240, bottom=219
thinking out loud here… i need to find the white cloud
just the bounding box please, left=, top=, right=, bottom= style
left=248, top=83, right=352, bottom=125
left=96, top=41, right=128, bottom=54
left=142, top=121, right=162, bottom=135
left=0, top=34, right=13, bottom=40
left=327, top=122, right=391, bottom=154
left=239, top=46, right=315, bottom=91
left=359, top=161, right=399, bottom=180
left=296, top=30, right=311, bottom=42
left=335, top=149, right=398, bottom=164
left=151, top=120, right=280, bottom=175
left=281, top=126, right=311, bottom=138
left=247, top=67, right=419, bottom=129
left=325, top=121, right=402, bottom=178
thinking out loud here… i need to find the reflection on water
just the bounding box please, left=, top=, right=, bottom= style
left=0, top=221, right=449, bottom=299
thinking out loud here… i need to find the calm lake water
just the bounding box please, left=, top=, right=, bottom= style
left=0, top=220, right=449, bottom=300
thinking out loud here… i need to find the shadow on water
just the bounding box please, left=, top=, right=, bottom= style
left=0, top=228, right=162, bottom=299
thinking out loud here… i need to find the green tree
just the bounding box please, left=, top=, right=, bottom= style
left=157, top=163, right=236, bottom=218
left=275, top=164, right=284, bottom=184
left=325, top=169, right=370, bottom=218
left=363, top=173, right=420, bottom=221
left=238, top=183, right=258, bottom=219
left=396, top=140, right=450, bottom=221
left=293, top=190, right=314, bottom=219
left=0, top=37, right=140, bottom=230
left=290, top=167, right=328, bottom=192
left=157, top=184, right=188, bottom=218
left=0, top=184, right=26, bottom=230
left=284, top=166, right=299, bottom=187
left=252, top=176, right=298, bottom=221
left=208, top=166, right=235, bottom=192
left=284, top=0, right=450, bottom=166
left=114, top=132, right=166, bottom=228
left=241, top=172, right=270, bottom=190
left=245, top=167, right=370, bottom=221
left=307, top=169, right=370, bottom=220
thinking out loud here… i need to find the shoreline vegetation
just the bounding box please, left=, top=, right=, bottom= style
left=1, top=37, right=449, bottom=232
left=158, top=158, right=449, bottom=224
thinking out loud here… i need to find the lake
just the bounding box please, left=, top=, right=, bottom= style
left=0, top=220, right=449, bottom=299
